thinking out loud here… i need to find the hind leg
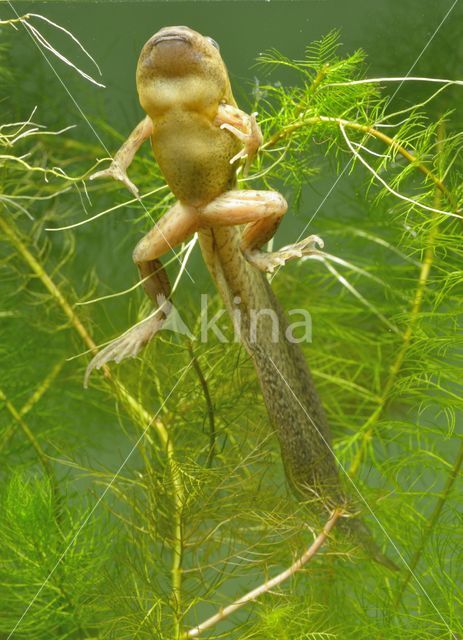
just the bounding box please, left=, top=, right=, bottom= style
left=199, top=189, right=323, bottom=274
left=85, top=202, right=198, bottom=385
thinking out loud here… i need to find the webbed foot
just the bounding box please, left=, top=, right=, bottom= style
left=245, top=234, right=324, bottom=273
left=84, top=300, right=170, bottom=387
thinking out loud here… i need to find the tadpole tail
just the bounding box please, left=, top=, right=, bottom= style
left=200, top=225, right=398, bottom=572
left=343, top=517, right=400, bottom=572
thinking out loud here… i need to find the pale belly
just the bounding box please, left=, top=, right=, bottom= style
left=151, top=113, right=240, bottom=207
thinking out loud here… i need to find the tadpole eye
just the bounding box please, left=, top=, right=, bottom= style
left=206, top=36, right=220, bottom=51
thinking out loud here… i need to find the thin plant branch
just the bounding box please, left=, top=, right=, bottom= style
left=306, top=252, right=400, bottom=334
left=0, top=387, right=61, bottom=511
left=339, top=123, right=458, bottom=220
left=46, top=185, right=169, bottom=232
left=170, top=448, right=185, bottom=639
left=75, top=243, right=190, bottom=307
left=184, top=508, right=342, bottom=638
left=0, top=211, right=169, bottom=449
left=0, top=361, right=63, bottom=453
left=395, top=441, right=463, bottom=607
left=2, top=12, right=104, bottom=87
left=349, top=122, right=445, bottom=475
left=323, top=75, right=463, bottom=89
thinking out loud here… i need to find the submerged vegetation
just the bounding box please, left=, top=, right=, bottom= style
left=1, top=13, right=462, bottom=640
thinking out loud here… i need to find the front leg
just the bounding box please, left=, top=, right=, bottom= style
left=200, top=190, right=323, bottom=273
left=84, top=202, right=199, bottom=386
left=89, top=115, right=153, bottom=197
left=215, top=104, right=262, bottom=175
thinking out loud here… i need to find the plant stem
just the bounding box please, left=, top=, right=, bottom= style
left=0, top=361, right=62, bottom=453
left=348, top=121, right=447, bottom=475
left=0, top=15, right=30, bottom=27
left=395, top=442, right=463, bottom=606
left=294, top=64, right=330, bottom=115
left=390, top=122, right=463, bottom=605
left=348, top=221, right=437, bottom=475
left=0, top=215, right=97, bottom=352
left=170, top=446, right=184, bottom=639
left=0, top=212, right=165, bottom=442
left=184, top=509, right=342, bottom=638
left=0, top=387, right=59, bottom=499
